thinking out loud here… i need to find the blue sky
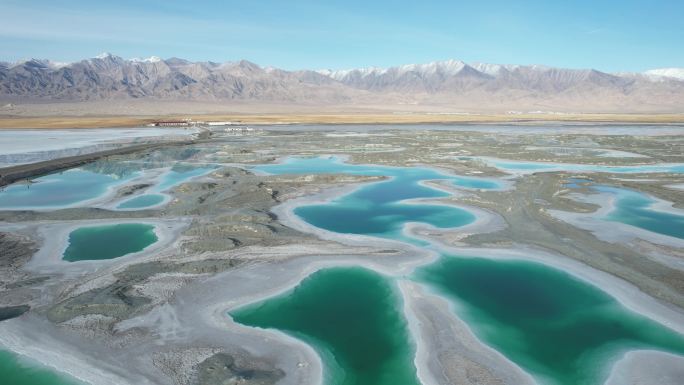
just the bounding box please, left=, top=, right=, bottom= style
left=0, top=0, right=682, bottom=72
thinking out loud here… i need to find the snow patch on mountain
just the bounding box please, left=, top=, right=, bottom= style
left=644, top=68, right=684, bottom=80
left=9, top=59, right=70, bottom=69
left=130, top=56, right=162, bottom=63
left=322, top=59, right=472, bottom=80
left=95, top=52, right=114, bottom=59
left=321, top=59, right=561, bottom=81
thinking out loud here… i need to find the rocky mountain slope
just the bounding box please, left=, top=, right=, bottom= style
left=1, top=54, right=683, bottom=112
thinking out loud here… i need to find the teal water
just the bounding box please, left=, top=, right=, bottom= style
left=415, top=255, right=684, bottom=385
left=0, top=155, right=215, bottom=211
left=252, top=156, right=684, bottom=385
left=231, top=267, right=420, bottom=385
left=255, top=156, right=483, bottom=243
left=153, top=164, right=216, bottom=191
left=254, top=156, right=503, bottom=190
left=295, top=191, right=473, bottom=243
left=0, top=168, right=137, bottom=210
left=116, top=164, right=216, bottom=210
left=63, top=223, right=158, bottom=261
left=0, top=349, right=81, bottom=385
left=594, top=186, right=684, bottom=240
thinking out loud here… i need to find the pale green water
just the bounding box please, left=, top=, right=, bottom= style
left=63, top=223, right=158, bottom=261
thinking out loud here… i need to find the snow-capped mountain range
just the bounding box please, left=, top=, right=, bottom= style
left=1, top=53, right=682, bottom=112
left=319, top=59, right=684, bottom=83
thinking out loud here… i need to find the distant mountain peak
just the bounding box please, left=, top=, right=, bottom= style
left=94, top=52, right=115, bottom=59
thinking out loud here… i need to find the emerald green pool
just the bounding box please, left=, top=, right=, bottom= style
left=62, top=223, right=158, bottom=262
left=414, top=255, right=684, bottom=385
left=0, top=350, right=81, bottom=385
left=231, top=267, right=420, bottom=385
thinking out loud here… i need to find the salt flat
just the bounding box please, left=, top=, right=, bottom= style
left=0, top=124, right=683, bottom=385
